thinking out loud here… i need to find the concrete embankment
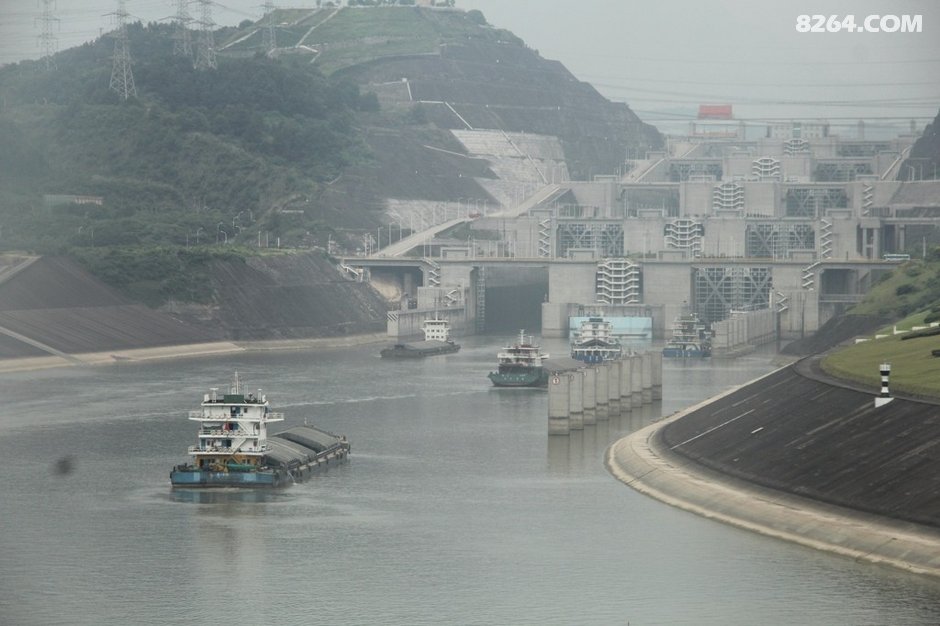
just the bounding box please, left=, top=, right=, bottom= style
left=0, top=333, right=388, bottom=374
left=606, top=363, right=940, bottom=578
left=0, top=253, right=390, bottom=372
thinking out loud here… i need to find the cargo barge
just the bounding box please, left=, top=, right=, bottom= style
left=170, top=374, right=349, bottom=488
left=381, top=315, right=460, bottom=358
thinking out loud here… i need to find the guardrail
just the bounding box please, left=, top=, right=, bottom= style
left=188, top=411, right=284, bottom=420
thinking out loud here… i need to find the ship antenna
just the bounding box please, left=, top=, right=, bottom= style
left=232, top=370, right=240, bottom=394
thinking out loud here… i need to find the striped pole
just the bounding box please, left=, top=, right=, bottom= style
left=875, top=362, right=893, bottom=407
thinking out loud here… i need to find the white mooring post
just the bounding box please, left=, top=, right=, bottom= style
left=875, top=362, right=893, bottom=408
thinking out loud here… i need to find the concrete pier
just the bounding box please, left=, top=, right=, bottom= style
left=595, top=363, right=609, bottom=420
left=641, top=352, right=653, bottom=404
left=630, top=354, right=643, bottom=408
left=548, top=351, right=663, bottom=435
left=548, top=372, right=570, bottom=435
left=651, top=352, right=663, bottom=400
left=568, top=371, right=584, bottom=430
left=607, top=360, right=621, bottom=416
left=582, top=366, right=597, bottom=426
left=619, top=356, right=632, bottom=411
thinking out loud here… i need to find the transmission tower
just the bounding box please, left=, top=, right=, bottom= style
left=171, top=0, right=193, bottom=58
left=109, top=0, right=137, bottom=100
left=36, top=0, right=60, bottom=70
left=261, top=1, right=277, bottom=53
left=193, top=0, right=217, bottom=70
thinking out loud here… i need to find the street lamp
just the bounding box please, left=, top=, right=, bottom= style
left=195, top=227, right=203, bottom=244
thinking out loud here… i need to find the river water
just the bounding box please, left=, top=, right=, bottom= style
left=2, top=336, right=939, bottom=625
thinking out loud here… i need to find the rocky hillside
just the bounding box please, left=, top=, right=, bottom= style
left=900, top=107, right=940, bottom=180
left=288, top=6, right=662, bottom=221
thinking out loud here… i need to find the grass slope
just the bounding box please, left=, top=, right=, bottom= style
left=821, top=255, right=940, bottom=397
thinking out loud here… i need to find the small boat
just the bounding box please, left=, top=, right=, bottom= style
left=381, top=314, right=461, bottom=358
left=170, top=373, right=349, bottom=488
left=662, top=313, right=712, bottom=358
left=488, top=330, right=550, bottom=387
left=570, top=316, right=623, bottom=363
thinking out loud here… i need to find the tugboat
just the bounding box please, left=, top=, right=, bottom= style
left=662, top=313, right=712, bottom=358
left=570, top=316, right=623, bottom=364
left=380, top=315, right=461, bottom=358
left=487, top=330, right=551, bottom=387
left=170, top=373, right=350, bottom=488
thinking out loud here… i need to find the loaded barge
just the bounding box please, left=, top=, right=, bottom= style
left=381, top=315, right=460, bottom=358
left=170, top=374, right=349, bottom=488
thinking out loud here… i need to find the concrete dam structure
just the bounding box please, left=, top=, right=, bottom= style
left=346, top=122, right=931, bottom=347
left=607, top=357, right=940, bottom=577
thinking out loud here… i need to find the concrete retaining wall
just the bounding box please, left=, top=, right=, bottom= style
left=605, top=363, right=940, bottom=578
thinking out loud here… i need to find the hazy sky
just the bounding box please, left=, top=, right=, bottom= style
left=1, top=0, right=937, bottom=135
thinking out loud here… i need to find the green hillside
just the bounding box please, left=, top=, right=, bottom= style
left=821, top=253, right=940, bottom=397
left=0, top=22, right=375, bottom=253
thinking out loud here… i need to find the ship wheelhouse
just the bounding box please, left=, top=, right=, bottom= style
left=187, top=376, right=283, bottom=471
left=421, top=315, right=452, bottom=342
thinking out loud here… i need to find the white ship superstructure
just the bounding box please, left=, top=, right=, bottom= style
left=571, top=316, right=623, bottom=363
left=186, top=372, right=283, bottom=472
left=421, top=315, right=452, bottom=342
